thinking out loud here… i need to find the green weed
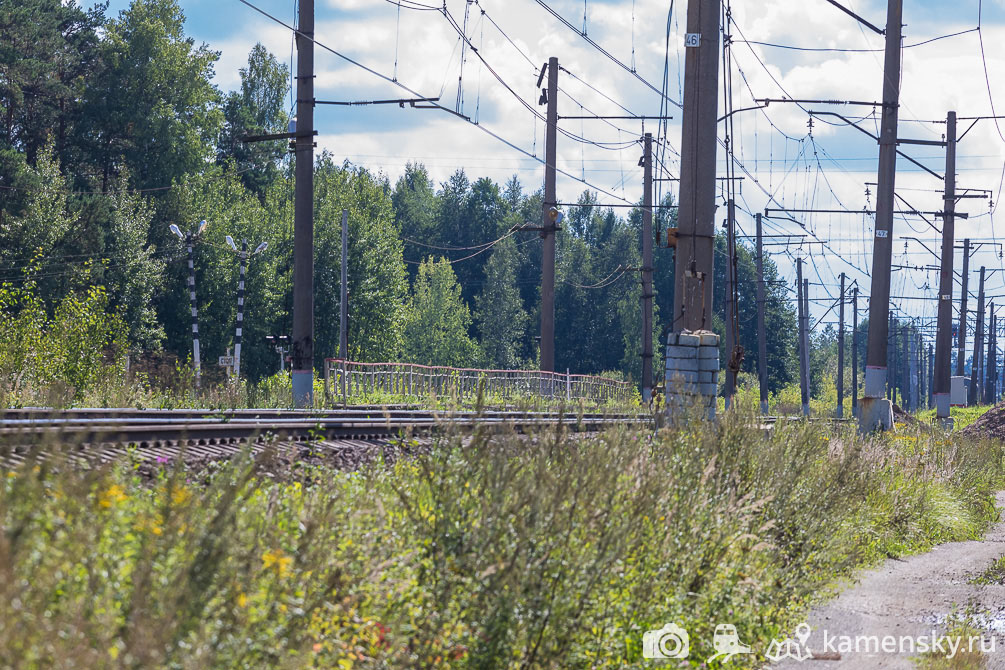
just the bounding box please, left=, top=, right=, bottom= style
left=2, top=409, right=1004, bottom=668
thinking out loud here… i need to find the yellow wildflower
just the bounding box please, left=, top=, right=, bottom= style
left=262, top=548, right=293, bottom=577
left=171, top=486, right=191, bottom=506
left=99, top=484, right=128, bottom=508
left=237, top=593, right=248, bottom=608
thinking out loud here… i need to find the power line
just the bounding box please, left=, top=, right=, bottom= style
left=233, top=0, right=635, bottom=204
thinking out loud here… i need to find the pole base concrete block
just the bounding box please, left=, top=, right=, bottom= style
left=858, top=396, right=893, bottom=433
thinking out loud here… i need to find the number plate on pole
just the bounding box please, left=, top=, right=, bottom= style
left=218, top=356, right=234, bottom=366
left=685, top=33, right=700, bottom=47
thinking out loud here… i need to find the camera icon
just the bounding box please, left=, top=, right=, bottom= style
left=642, top=622, right=690, bottom=659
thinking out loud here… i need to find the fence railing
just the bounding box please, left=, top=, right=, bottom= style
left=323, top=359, right=634, bottom=405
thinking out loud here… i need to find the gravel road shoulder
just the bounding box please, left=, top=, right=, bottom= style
left=773, top=492, right=1005, bottom=669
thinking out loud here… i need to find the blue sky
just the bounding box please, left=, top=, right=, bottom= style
left=93, top=0, right=1005, bottom=337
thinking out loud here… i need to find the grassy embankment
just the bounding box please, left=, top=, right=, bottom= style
left=2, top=409, right=1004, bottom=669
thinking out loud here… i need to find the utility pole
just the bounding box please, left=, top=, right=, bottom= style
left=993, top=311, right=1000, bottom=403
left=339, top=210, right=349, bottom=404
left=803, top=277, right=811, bottom=416
left=292, top=0, right=315, bottom=407
left=838, top=272, right=845, bottom=417
left=672, top=0, right=720, bottom=332
left=852, top=286, right=859, bottom=416
left=797, top=260, right=810, bottom=416
left=906, top=324, right=916, bottom=410
left=958, top=238, right=971, bottom=376
left=986, top=302, right=996, bottom=403
left=928, top=343, right=934, bottom=408
left=892, top=311, right=900, bottom=401
left=724, top=199, right=737, bottom=407
left=970, top=266, right=986, bottom=405
left=641, top=132, right=654, bottom=402
left=756, top=213, right=768, bottom=414
left=933, top=111, right=957, bottom=422
left=339, top=210, right=349, bottom=361
left=539, top=57, right=559, bottom=381
left=861, top=0, right=904, bottom=430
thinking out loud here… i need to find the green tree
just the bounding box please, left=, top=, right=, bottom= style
left=402, top=258, right=480, bottom=368
left=102, top=176, right=165, bottom=350
left=259, top=156, right=407, bottom=371
left=392, top=162, right=438, bottom=276
left=0, top=0, right=104, bottom=165
left=476, top=236, right=528, bottom=369
left=78, top=0, right=222, bottom=191
left=553, top=193, right=643, bottom=378
left=711, top=233, right=798, bottom=394
left=309, top=156, right=408, bottom=365
left=217, top=43, right=289, bottom=199
left=157, top=165, right=282, bottom=380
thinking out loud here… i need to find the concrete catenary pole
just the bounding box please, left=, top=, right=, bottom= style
left=933, top=111, right=957, bottom=420
left=803, top=277, right=811, bottom=415
left=986, top=303, right=996, bottom=404
left=989, top=313, right=994, bottom=403
left=797, top=260, right=809, bottom=416
left=756, top=213, right=768, bottom=413
left=907, top=324, right=916, bottom=410
left=292, top=0, right=315, bottom=407
left=970, top=266, right=986, bottom=405
left=339, top=210, right=348, bottom=361
left=838, top=272, right=845, bottom=417
left=958, top=238, right=971, bottom=376
left=672, top=0, right=720, bottom=332
left=928, top=343, right=934, bottom=408
left=725, top=199, right=737, bottom=407
left=540, top=57, right=559, bottom=380
left=852, top=285, right=859, bottom=415
left=861, top=0, right=904, bottom=429
left=641, top=132, right=654, bottom=402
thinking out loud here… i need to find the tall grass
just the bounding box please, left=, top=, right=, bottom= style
left=2, top=410, right=1003, bottom=668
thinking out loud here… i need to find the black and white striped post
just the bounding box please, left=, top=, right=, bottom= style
left=226, top=236, right=268, bottom=380
left=188, top=233, right=201, bottom=389
left=171, top=221, right=207, bottom=392
left=234, top=239, right=247, bottom=378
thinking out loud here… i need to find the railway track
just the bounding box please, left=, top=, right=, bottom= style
left=0, top=407, right=647, bottom=469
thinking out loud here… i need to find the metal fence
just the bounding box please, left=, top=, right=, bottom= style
left=323, top=359, right=633, bottom=405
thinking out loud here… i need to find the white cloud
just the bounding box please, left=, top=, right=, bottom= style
left=202, top=0, right=1005, bottom=321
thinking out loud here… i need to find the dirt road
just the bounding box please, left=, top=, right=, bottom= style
left=773, top=492, right=1005, bottom=669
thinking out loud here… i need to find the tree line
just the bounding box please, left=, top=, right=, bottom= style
left=3, top=0, right=810, bottom=393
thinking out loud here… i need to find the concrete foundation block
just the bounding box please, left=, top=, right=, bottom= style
left=697, top=345, right=719, bottom=359
left=667, top=370, right=699, bottom=384
left=698, top=332, right=719, bottom=346
left=698, top=382, right=718, bottom=396
left=698, top=357, right=720, bottom=371
left=858, top=397, right=893, bottom=433
left=950, top=376, right=967, bottom=407
left=667, top=345, right=698, bottom=359
left=668, top=357, right=699, bottom=372
left=676, top=333, right=700, bottom=347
